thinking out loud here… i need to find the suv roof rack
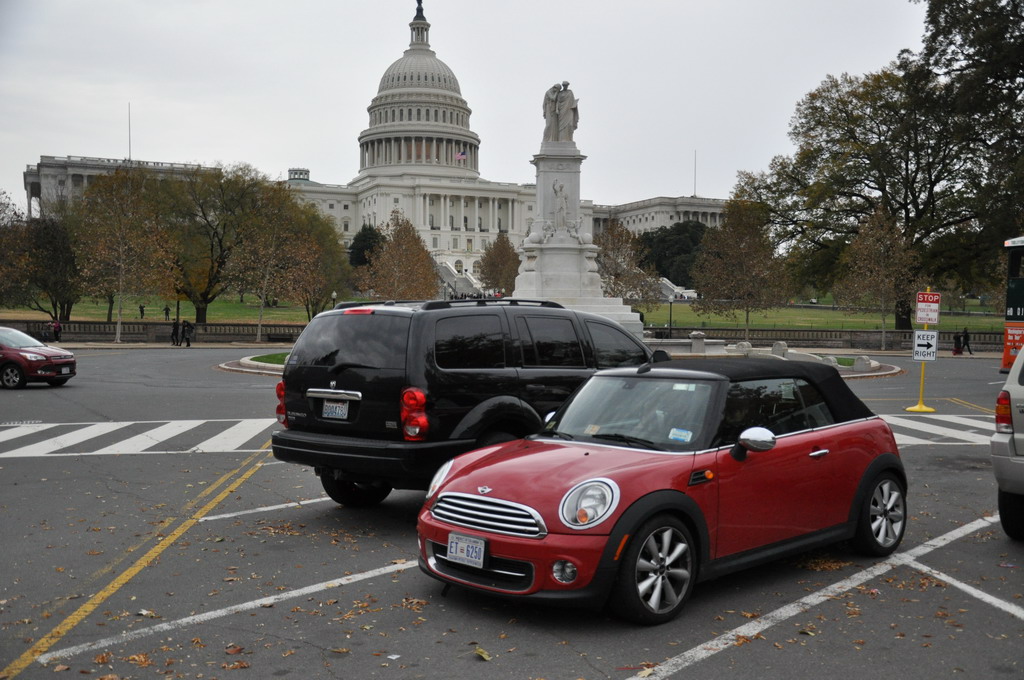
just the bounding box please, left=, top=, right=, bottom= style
left=419, top=298, right=565, bottom=311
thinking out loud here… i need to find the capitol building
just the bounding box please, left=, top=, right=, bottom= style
left=24, top=2, right=725, bottom=295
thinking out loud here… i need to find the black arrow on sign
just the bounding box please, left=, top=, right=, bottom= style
left=916, top=341, right=934, bottom=350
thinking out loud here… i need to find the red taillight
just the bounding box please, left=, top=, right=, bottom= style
left=276, top=380, right=288, bottom=428
left=400, top=387, right=429, bottom=441
left=342, top=308, right=375, bottom=315
left=996, top=390, right=1013, bottom=434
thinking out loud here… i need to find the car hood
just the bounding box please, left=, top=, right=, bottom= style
left=439, top=437, right=695, bottom=511
left=9, top=345, right=73, bottom=359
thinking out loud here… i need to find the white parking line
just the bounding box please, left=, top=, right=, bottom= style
left=198, top=497, right=332, bottom=522
left=628, top=515, right=1005, bottom=680
left=37, top=562, right=410, bottom=665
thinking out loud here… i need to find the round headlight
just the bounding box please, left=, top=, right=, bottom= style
left=426, top=459, right=454, bottom=500
left=559, top=479, right=619, bottom=529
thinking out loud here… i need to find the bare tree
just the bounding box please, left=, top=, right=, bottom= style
left=832, top=208, right=923, bottom=350
left=595, top=219, right=663, bottom=313
left=691, top=200, right=792, bottom=341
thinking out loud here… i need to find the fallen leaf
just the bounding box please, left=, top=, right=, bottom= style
left=474, top=646, right=492, bottom=661
left=53, top=664, right=70, bottom=671
left=225, top=645, right=244, bottom=655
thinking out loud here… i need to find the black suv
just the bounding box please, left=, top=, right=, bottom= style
left=271, top=298, right=663, bottom=507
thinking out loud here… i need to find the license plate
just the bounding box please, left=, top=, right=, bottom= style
left=322, top=400, right=349, bottom=419
left=447, top=532, right=485, bottom=569
left=60, top=367, right=70, bottom=374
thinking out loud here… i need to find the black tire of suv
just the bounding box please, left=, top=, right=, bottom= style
left=321, top=477, right=392, bottom=507
left=998, top=490, right=1024, bottom=540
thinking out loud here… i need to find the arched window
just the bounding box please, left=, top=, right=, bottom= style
left=454, top=259, right=464, bottom=273
left=449, top=214, right=454, bottom=228
left=399, top=109, right=404, bottom=121
left=428, top=214, right=434, bottom=227
left=472, top=260, right=481, bottom=275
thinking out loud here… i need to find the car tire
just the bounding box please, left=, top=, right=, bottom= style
left=609, top=514, right=696, bottom=625
left=47, top=378, right=70, bottom=387
left=852, top=472, right=906, bottom=556
left=998, top=490, right=1024, bottom=541
left=1, top=364, right=26, bottom=389
left=321, top=476, right=392, bottom=507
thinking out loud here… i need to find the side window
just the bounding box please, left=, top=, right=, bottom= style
left=714, top=378, right=835, bottom=446
left=519, top=316, right=585, bottom=367
left=434, top=315, right=505, bottom=369
left=586, top=320, right=647, bottom=368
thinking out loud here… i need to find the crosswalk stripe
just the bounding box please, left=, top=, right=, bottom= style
left=0, top=422, right=128, bottom=458
left=0, top=423, right=58, bottom=444
left=923, top=414, right=994, bottom=431
left=892, top=431, right=935, bottom=446
left=881, top=415, right=991, bottom=444
left=193, top=419, right=275, bottom=452
left=91, top=420, right=205, bottom=455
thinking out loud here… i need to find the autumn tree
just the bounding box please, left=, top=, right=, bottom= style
left=691, top=200, right=792, bottom=340
left=0, top=191, right=26, bottom=306
left=1, top=216, right=83, bottom=321
left=280, top=204, right=354, bottom=321
left=77, top=168, right=167, bottom=341
left=478, top=232, right=520, bottom=295
left=160, top=164, right=275, bottom=323
left=358, top=210, right=439, bottom=300
left=832, top=208, right=923, bottom=350
left=594, top=220, right=663, bottom=313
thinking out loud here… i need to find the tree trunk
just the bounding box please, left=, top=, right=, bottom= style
left=194, top=303, right=208, bottom=324
left=106, top=294, right=115, bottom=323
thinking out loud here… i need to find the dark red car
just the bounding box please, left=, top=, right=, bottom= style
left=417, top=358, right=906, bottom=624
left=0, top=326, right=76, bottom=389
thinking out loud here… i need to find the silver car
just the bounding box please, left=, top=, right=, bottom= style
left=991, top=353, right=1024, bottom=540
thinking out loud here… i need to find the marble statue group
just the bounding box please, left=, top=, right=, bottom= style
left=542, top=81, right=579, bottom=143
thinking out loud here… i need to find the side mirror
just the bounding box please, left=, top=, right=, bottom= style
left=651, top=349, right=671, bottom=363
left=729, top=426, right=776, bottom=462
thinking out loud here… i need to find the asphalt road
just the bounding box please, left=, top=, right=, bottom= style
left=0, top=348, right=1021, bottom=679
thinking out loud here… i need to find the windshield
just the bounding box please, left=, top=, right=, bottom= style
left=288, top=312, right=410, bottom=369
left=543, top=375, right=716, bottom=451
left=0, top=328, right=45, bottom=349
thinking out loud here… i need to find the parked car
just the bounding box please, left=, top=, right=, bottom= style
left=272, top=299, right=664, bottom=507
left=0, top=326, right=76, bottom=389
left=991, top=352, right=1024, bottom=540
left=417, top=357, right=907, bottom=624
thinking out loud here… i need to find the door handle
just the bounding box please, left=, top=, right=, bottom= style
left=809, top=449, right=829, bottom=458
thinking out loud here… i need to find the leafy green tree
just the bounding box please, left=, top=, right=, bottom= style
left=594, top=219, right=663, bottom=312
left=638, top=220, right=707, bottom=287
left=0, top=191, right=26, bottom=307
left=735, top=61, right=980, bottom=328
left=349, top=224, right=385, bottom=268
left=832, top=208, right=923, bottom=350
left=358, top=211, right=439, bottom=300
left=478, top=232, right=520, bottom=294
left=691, top=200, right=792, bottom=340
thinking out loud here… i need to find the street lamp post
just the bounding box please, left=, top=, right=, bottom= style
left=331, top=291, right=337, bottom=307
left=668, top=297, right=673, bottom=338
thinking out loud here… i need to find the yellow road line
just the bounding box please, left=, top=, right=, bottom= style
left=1, top=448, right=271, bottom=678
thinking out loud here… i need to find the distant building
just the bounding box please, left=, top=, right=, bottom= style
left=23, top=2, right=725, bottom=294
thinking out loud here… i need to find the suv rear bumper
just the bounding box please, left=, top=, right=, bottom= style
left=991, top=433, right=1024, bottom=495
left=272, top=429, right=476, bottom=489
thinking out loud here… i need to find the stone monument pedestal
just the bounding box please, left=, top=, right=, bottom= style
left=512, top=140, right=643, bottom=338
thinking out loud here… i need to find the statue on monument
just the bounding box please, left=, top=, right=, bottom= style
left=542, top=81, right=579, bottom=143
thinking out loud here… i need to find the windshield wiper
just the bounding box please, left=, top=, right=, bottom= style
left=329, top=361, right=376, bottom=373
left=592, top=433, right=661, bottom=450
left=531, top=429, right=575, bottom=441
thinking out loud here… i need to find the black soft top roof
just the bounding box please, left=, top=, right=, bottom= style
left=630, top=357, right=874, bottom=423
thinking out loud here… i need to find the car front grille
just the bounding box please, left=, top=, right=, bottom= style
left=426, top=540, right=534, bottom=592
left=431, top=492, right=547, bottom=538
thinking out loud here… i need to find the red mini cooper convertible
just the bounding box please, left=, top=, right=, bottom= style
left=417, top=358, right=906, bottom=624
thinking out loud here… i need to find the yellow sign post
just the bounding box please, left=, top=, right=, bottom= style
left=906, top=289, right=939, bottom=413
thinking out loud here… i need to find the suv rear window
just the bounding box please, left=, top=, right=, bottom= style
left=288, top=313, right=410, bottom=368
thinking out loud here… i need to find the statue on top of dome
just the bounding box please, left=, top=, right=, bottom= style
left=542, top=81, right=579, bottom=143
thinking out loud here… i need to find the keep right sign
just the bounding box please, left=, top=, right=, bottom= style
left=913, top=329, right=938, bottom=361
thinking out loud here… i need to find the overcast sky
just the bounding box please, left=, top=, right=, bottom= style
left=0, top=0, right=928, bottom=214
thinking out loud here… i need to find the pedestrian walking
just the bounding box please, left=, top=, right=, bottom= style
left=52, top=319, right=62, bottom=342
left=139, top=304, right=145, bottom=319
left=163, top=305, right=171, bottom=321
left=961, top=327, right=974, bottom=355
left=181, top=320, right=193, bottom=348
left=171, top=319, right=180, bottom=346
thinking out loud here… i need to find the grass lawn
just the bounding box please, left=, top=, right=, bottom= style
left=0, top=296, right=1004, bottom=333
left=250, top=352, right=289, bottom=365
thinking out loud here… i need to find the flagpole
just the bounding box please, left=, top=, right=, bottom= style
left=128, top=102, right=132, bottom=162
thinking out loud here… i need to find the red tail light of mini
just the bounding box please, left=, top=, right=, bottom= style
left=995, top=389, right=1013, bottom=434
left=276, top=380, right=288, bottom=428
left=401, top=387, right=429, bottom=441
